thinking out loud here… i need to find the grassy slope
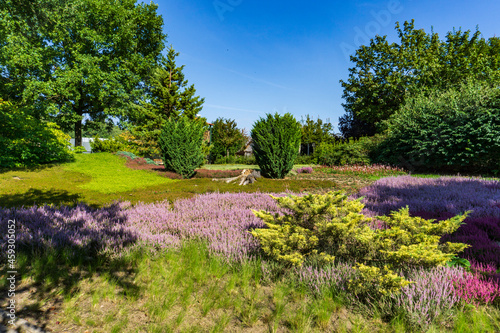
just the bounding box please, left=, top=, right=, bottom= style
left=63, top=153, right=176, bottom=193
left=0, top=154, right=339, bottom=208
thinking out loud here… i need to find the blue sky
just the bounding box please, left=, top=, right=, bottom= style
left=154, top=0, right=500, bottom=132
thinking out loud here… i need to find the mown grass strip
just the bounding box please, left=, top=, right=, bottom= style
left=63, top=153, right=176, bottom=193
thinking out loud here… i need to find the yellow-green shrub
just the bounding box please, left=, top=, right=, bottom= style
left=251, top=191, right=469, bottom=295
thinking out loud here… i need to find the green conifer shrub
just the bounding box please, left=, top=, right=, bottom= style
left=251, top=191, right=469, bottom=295
left=158, top=117, right=206, bottom=178
left=251, top=113, right=301, bottom=178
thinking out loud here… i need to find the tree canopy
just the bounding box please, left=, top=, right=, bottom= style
left=0, top=0, right=167, bottom=146
left=339, top=20, right=500, bottom=138
left=300, top=115, right=338, bottom=145
left=210, top=117, right=247, bottom=162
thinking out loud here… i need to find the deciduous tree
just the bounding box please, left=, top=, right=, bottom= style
left=339, top=20, right=500, bottom=137
left=0, top=0, right=166, bottom=146
left=210, top=117, right=246, bottom=162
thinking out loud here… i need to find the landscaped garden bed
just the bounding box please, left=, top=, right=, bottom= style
left=1, top=166, right=499, bottom=331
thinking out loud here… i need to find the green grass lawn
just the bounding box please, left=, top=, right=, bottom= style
left=0, top=154, right=339, bottom=208
left=63, top=153, right=176, bottom=193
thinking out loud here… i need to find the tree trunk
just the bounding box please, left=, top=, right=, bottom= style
left=74, top=118, right=82, bottom=147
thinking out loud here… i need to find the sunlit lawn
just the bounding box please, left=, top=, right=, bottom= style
left=0, top=153, right=338, bottom=208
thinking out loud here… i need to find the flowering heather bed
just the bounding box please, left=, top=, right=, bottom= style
left=356, top=175, right=500, bottom=267
left=319, top=164, right=407, bottom=176
left=295, top=263, right=499, bottom=329
left=0, top=192, right=282, bottom=261
left=1, top=180, right=499, bottom=329
left=295, top=166, right=313, bottom=174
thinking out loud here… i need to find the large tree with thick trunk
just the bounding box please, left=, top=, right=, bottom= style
left=0, top=0, right=166, bottom=146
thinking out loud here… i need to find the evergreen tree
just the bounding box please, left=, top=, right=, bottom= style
left=149, top=47, right=204, bottom=119
left=159, top=117, right=206, bottom=179
left=251, top=113, right=301, bottom=179
left=128, top=46, right=205, bottom=157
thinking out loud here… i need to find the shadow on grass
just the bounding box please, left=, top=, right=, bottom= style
left=0, top=202, right=141, bottom=326
left=0, top=188, right=82, bottom=208
left=0, top=162, right=67, bottom=175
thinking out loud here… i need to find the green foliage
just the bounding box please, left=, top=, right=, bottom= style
left=89, top=136, right=126, bottom=154
left=314, top=138, right=370, bottom=166
left=340, top=20, right=500, bottom=135
left=251, top=113, right=301, bottom=179
left=375, top=81, right=500, bottom=173
left=300, top=114, right=338, bottom=146
left=294, top=155, right=317, bottom=165
left=147, top=46, right=204, bottom=120
left=72, top=146, right=87, bottom=154
left=446, top=256, right=471, bottom=270
left=0, top=99, right=74, bottom=168
left=126, top=47, right=205, bottom=158
left=251, top=191, right=469, bottom=295
left=159, top=117, right=206, bottom=178
left=210, top=117, right=247, bottom=163
left=0, top=0, right=166, bottom=145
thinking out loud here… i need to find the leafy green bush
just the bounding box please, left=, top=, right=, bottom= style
left=0, top=99, right=74, bottom=168
left=314, top=139, right=368, bottom=166
left=314, top=135, right=386, bottom=167
left=209, top=117, right=247, bottom=163
left=251, top=113, right=301, bottom=178
left=375, top=81, right=500, bottom=174
left=72, top=146, right=87, bottom=154
left=251, top=191, right=469, bottom=295
left=158, top=117, right=206, bottom=178
left=295, top=154, right=317, bottom=165
left=89, top=136, right=126, bottom=153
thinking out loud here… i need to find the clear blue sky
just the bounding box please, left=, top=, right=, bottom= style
left=154, top=0, right=500, bottom=132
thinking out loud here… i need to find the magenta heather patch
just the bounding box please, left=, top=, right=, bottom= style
left=453, top=272, right=500, bottom=306
left=0, top=202, right=138, bottom=256
left=126, top=192, right=283, bottom=261
left=356, top=175, right=500, bottom=266
left=296, top=166, right=313, bottom=174
left=0, top=192, right=286, bottom=262
left=392, top=267, right=464, bottom=329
